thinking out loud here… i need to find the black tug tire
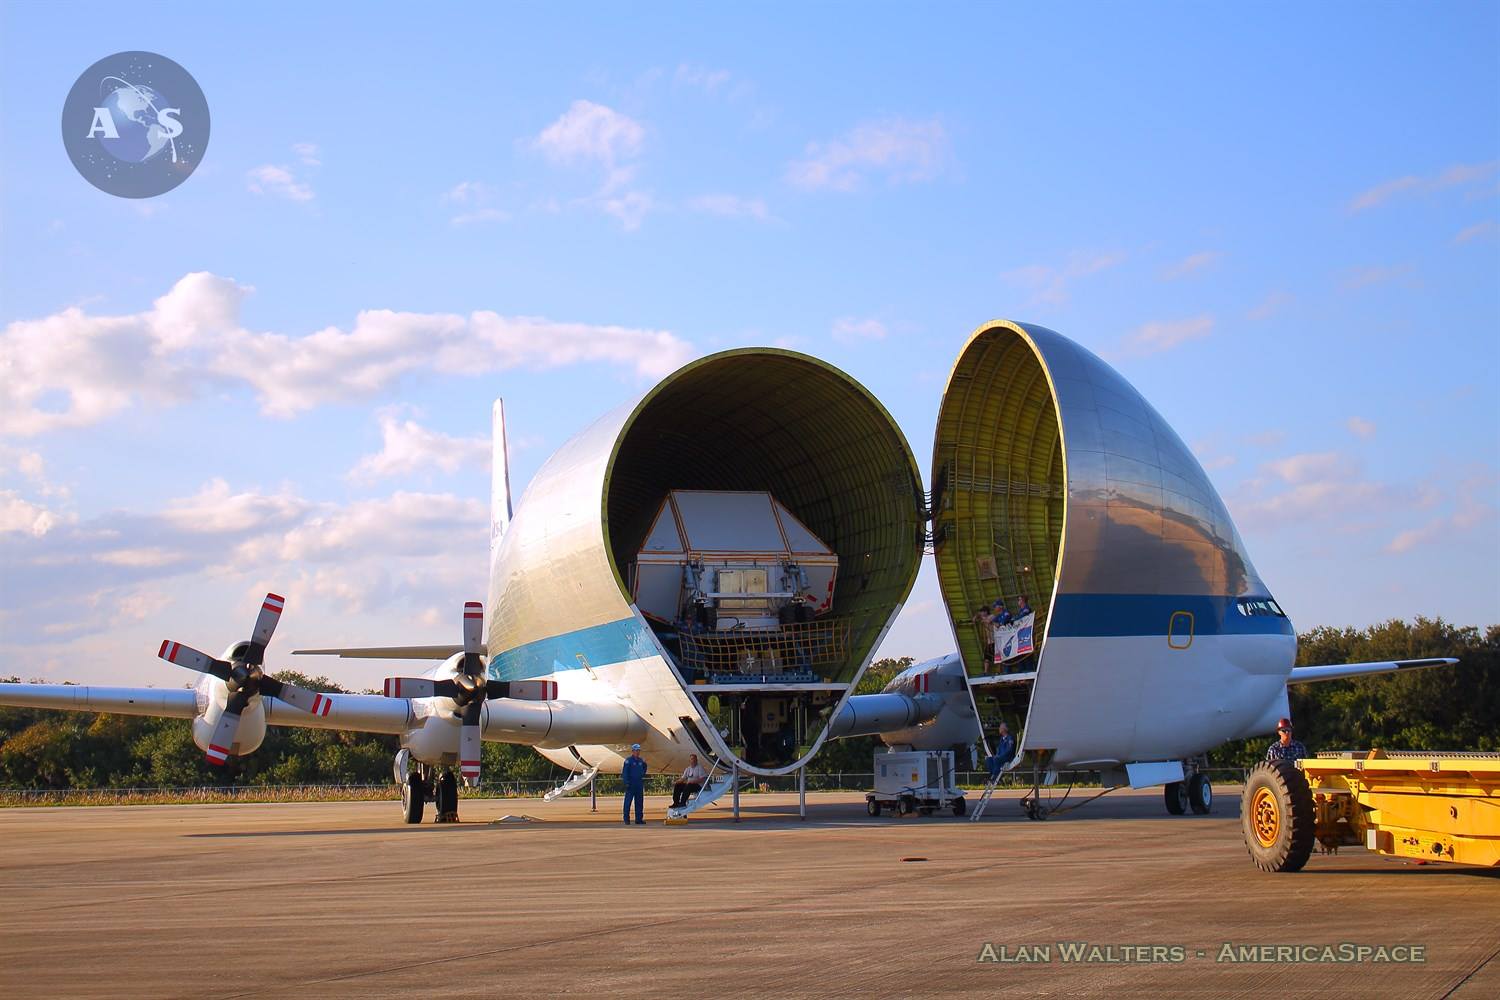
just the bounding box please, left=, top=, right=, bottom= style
left=1188, top=773, right=1213, bottom=814
left=866, top=797, right=880, bottom=817
left=898, top=795, right=915, bottom=816
left=401, top=774, right=426, bottom=825
left=1164, top=780, right=1188, bottom=815
left=952, top=797, right=967, bottom=817
left=436, top=770, right=459, bottom=820
left=1242, top=761, right=1316, bottom=872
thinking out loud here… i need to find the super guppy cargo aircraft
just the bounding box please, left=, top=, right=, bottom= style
left=0, top=321, right=1452, bottom=823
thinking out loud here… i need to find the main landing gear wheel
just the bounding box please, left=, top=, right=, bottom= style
left=1241, top=761, right=1315, bottom=872
left=1188, top=773, right=1213, bottom=814
left=952, top=797, right=967, bottom=817
left=435, top=770, right=460, bottom=823
left=1164, top=780, right=1189, bottom=815
left=401, top=772, right=427, bottom=825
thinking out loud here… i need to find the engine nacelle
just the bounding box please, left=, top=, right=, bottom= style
left=188, top=676, right=267, bottom=757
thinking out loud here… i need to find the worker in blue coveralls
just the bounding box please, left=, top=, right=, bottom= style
left=622, top=743, right=648, bottom=824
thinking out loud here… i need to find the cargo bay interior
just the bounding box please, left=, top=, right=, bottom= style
left=604, top=350, right=925, bottom=768
left=931, top=326, right=1064, bottom=743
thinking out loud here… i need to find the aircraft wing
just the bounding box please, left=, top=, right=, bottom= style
left=1286, top=657, right=1456, bottom=685
left=0, top=683, right=413, bottom=734
left=0, top=684, right=199, bottom=718
left=291, top=644, right=470, bottom=660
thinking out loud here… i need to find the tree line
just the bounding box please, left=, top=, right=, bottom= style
left=0, top=618, right=1493, bottom=790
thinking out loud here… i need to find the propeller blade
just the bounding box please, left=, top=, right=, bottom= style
left=205, top=691, right=250, bottom=766
left=485, top=680, right=512, bottom=699
left=259, top=676, right=333, bottom=717
left=243, top=593, right=286, bottom=665
left=459, top=701, right=483, bottom=786
left=462, top=602, right=483, bottom=657
left=381, top=677, right=460, bottom=699
left=158, top=640, right=231, bottom=680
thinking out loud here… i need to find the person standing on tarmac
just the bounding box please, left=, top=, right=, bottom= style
left=622, top=743, right=648, bottom=824
left=1265, top=718, right=1308, bottom=762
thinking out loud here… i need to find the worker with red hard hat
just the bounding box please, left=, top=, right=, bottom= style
left=1265, top=717, right=1308, bottom=762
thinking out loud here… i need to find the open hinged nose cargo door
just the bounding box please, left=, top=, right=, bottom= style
left=931, top=320, right=1277, bottom=771
left=930, top=323, right=1064, bottom=754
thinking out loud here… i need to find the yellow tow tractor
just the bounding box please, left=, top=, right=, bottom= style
left=1241, top=751, right=1500, bottom=872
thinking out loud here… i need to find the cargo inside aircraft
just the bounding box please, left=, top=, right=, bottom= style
left=603, top=350, right=924, bottom=767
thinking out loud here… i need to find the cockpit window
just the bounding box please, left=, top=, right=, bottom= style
left=1235, top=598, right=1286, bottom=618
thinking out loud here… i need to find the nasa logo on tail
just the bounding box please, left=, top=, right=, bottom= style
left=61, top=51, right=210, bottom=198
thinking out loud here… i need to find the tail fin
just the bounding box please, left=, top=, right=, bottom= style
left=490, top=399, right=513, bottom=570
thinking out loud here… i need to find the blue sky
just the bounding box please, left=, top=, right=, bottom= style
left=2, top=3, right=1496, bottom=689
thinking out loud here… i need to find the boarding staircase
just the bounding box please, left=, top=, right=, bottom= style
left=543, top=765, right=599, bottom=802
left=665, top=764, right=737, bottom=821
left=969, top=774, right=1002, bottom=821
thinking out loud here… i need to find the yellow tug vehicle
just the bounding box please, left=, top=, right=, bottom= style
left=1241, top=751, right=1500, bottom=872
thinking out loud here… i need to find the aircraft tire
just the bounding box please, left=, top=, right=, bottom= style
left=1241, top=761, right=1315, bottom=872
left=1188, top=773, right=1213, bottom=814
left=436, top=770, right=459, bottom=820
left=401, top=773, right=426, bottom=825
left=1164, top=780, right=1188, bottom=815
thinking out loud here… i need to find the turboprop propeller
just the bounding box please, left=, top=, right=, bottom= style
left=157, top=593, right=335, bottom=765
left=381, top=601, right=507, bottom=786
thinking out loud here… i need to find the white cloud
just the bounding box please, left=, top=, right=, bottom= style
left=1263, top=451, right=1356, bottom=485
left=530, top=100, right=653, bottom=228
left=831, top=317, right=888, bottom=344
left=532, top=100, right=645, bottom=169
left=1160, top=250, right=1223, bottom=280
left=0, top=477, right=489, bottom=646
left=687, top=194, right=770, bottom=221
left=673, top=64, right=732, bottom=94
left=1116, top=315, right=1215, bottom=358
left=246, top=164, right=314, bottom=202
left=1455, top=220, right=1498, bottom=243
left=1347, top=160, right=1499, bottom=213
left=443, top=181, right=491, bottom=204
left=1346, top=416, right=1377, bottom=440
left=0, top=272, right=695, bottom=432
left=1227, top=451, right=1412, bottom=532
left=601, top=190, right=653, bottom=231
left=0, top=490, right=66, bottom=536
left=450, top=208, right=510, bottom=226
left=1386, top=472, right=1497, bottom=554
left=350, top=411, right=489, bottom=481
left=1339, top=263, right=1416, bottom=292
left=1246, top=291, right=1293, bottom=321
left=786, top=117, right=950, bottom=192
left=162, top=478, right=312, bottom=535
left=1000, top=251, right=1126, bottom=308
left=292, top=142, right=321, bottom=166
left=442, top=181, right=509, bottom=225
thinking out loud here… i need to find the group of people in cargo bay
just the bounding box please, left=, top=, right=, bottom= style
left=971, top=594, right=1035, bottom=672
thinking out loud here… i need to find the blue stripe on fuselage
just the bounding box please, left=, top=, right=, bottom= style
left=487, top=616, right=658, bottom=682
left=1047, top=594, right=1295, bottom=638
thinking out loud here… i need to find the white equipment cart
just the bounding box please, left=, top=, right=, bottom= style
left=866, top=750, right=967, bottom=817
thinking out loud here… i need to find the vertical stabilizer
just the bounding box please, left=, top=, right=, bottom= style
left=491, top=399, right=513, bottom=570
